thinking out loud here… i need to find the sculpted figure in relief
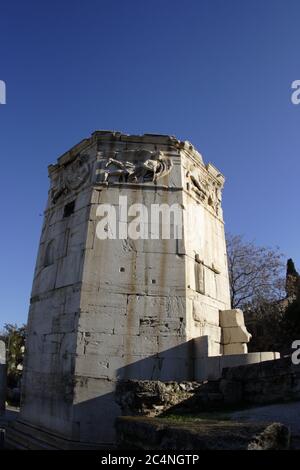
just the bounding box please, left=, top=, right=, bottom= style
left=102, top=150, right=173, bottom=183
left=51, top=154, right=91, bottom=203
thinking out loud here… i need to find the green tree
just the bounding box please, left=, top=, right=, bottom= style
left=287, top=258, right=299, bottom=276
left=0, top=323, right=26, bottom=388
left=282, top=298, right=300, bottom=346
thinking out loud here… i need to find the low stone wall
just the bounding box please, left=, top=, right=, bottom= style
left=220, top=355, right=300, bottom=405
left=116, top=416, right=290, bottom=450
left=194, top=349, right=280, bottom=381
left=116, top=357, right=300, bottom=416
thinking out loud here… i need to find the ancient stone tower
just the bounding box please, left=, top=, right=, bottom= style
left=14, top=131, right=253, bottom=449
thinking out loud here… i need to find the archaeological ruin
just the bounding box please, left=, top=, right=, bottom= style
left=6, top=131, right=280, bottom=449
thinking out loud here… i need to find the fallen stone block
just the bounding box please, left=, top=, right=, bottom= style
left=222, top=325, right=252, bottom=345
left=223, top=343, right=248, bottom=355
left=219, top=309, right=245, bottom=328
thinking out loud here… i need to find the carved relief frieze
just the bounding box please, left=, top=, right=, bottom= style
left=187, top=165, right=223, bottom=217
left=96, top=149, right=173, bottom=184
left=50, top=154, right=91, bottom=204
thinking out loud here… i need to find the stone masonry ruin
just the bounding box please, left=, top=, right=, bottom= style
left=8, top=131, right=280, bottom=449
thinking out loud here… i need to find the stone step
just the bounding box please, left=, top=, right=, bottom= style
left=9, top=421, right=62, bottom=449
left=5, top=420, right=109, bottom=450
left=5, top=426, right=57, bottom=450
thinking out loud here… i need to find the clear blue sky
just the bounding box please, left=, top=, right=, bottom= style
left=0, top=0, right=299, bottom=328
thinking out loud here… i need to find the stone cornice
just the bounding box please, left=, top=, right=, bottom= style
left=48, top=130, right=219, bottom=174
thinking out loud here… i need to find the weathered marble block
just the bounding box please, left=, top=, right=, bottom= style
left=219, top=309, right=245, bottom=327
left=222, top=325, right=252, bottom=345
left=219, top=309, right=252, bottom=355
left=223, top=343, right=248, bottom=355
